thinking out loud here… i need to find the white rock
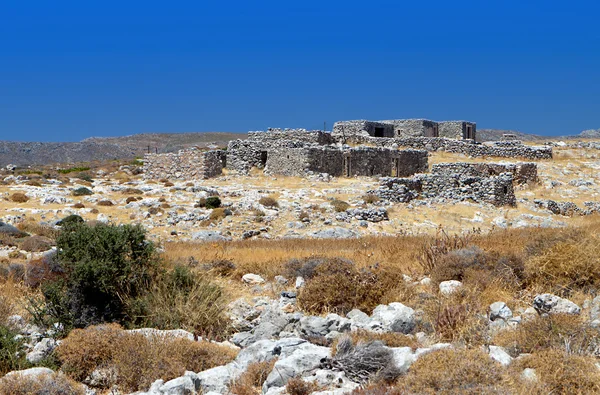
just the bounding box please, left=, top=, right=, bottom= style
left=242, top=273, right=266, bottom=285
left=370, top=303, right=415, bottom=334
left=521, top=368, right=538, bottom=382
left=533, top=293, right=581, bottom=315
left=439, top=280, right=463, bottom=295
left=489, top=302, right=512, bottom=321
left=295, top=276, right=305, bottom=289
left=262, top=343, right=331, bottom=390
left=488, top=346, right=512, bottom=366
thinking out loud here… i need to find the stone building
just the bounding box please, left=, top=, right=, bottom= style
left=332, top=118, right=476, bottom=140
left=264, top=147, right=428, bottom=178
left=438, top=121, right=476, bottom=140
left=143, top=148, right=225, bottom=180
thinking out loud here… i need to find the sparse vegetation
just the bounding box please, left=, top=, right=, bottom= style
left=57, top=166, right=91, bottom=174
left=259, top=196, right=279, bottom=208
left=72, top=187, right=93, bottom=196
left=10, top=193, right=29, bottom=203
left=330, top=198, right=350, bottom=212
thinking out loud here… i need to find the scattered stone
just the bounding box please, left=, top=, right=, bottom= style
left=242, top=273, right=266, bottom=285
left=439, top=280, right=463, bottom=295
left=533, top=294, right=581, bottom=315
left=489, top=302, right=512, bottom=321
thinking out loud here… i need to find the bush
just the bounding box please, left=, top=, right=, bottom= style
left=0, top=325, right=28, bottom=375
left=16, top=221, right=59, bottom=240
left=57, top=324, right=237, bottom=392
left=330, top=199, right=350, bottom=212
left=362, top=194, right=380, bottom=204
left=25, top=252, right=64, bottom=288
left=58, top=166, right=90, bottom=174
left=525, top=238, right=600, bottom=294
left=121, top=187, right=143, bottom=195
left=56, top=214, right=84, bottom=227
left=35, top=222, right=157, bottom=328
left=209, top=208, right=229, bottom=222
left=205, top=196, right=222, bottom=209
left=396, top=348, right=506, bottom=394
left=493, top=314, right=600, bottom=357
left=0, top=372, right=85, bottom=395
left=259, top=196, right=279, bottom=208
left=140, top=265, right=231, bottom=339
left=97, top=200, right=114, bottom=206
left=297, top=258, right=405, bottom=315
left=27, top=180, right=42, bottom=187
left=72, top=187, right=92, bottom=196
left=331, top=330, right=418, bottom=353
left=72, top=203, right=85, bottom=209
left=286, top=377, right=317, bottom=395
left=10, top=193, right=29, bottom=203
left=20, top=236, right=54, bottom=252
left=325, top=336, right=400, bottom=384
left=509, top=349, right=600, bottom=394
left=76, top=172, right=94, bottom=182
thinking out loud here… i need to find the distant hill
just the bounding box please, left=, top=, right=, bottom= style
left=84, top=132, right=244, bottom=153
left=476, top=129, right=546, bottom=142
left=0, top=132, right=244, bottom=167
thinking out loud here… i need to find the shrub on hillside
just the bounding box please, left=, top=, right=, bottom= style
left=258, top=196, right=279, bottom=208
left=525, top=238, right=600, bottom=294
left=16, top=221, right=59, bottom=240
left=493, top=314, right=600, bottom=357
left=97, top=200, right=114, bottom=206
left=121, top=187, right=143, bottom=195
left=297, top=258, right=405, bottom=315
left=56, top=214, right=84, bottom=227
left=57, top=324, right=237, bottom=392
left=139, top=265, right=231, bottom=339
left=10, top=193, right=29, bottom=203
left=0, top=325, right=27, bottom=375
left=362, top=194, right=380, bottom=204
left=330, top=199, right=350, bottom=212
left=396, top=348, right=506, bottom=394
left=76, top=172, right=94, bottom=182
left=34, top=222, right=157, bottom=328
left=229, top=359, right=277, bottom=395
left=0, top=372, right=85, bottom=395
left=72, top=187, right=93, bottom=196
left=20, top=236, right=54, bottom=252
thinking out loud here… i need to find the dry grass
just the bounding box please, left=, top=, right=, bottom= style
left=331, top=330, right=419, bottom=355
left=57, top=324, right=238, bottom=392
left=396, top=348, right=506, bottom=394
left=493, top=314, right=600, bottom=357
left=16, top=220, right=60, bottom=239
left=0, top=372, right=85, bottom=395
left=229, top=359, right=277, bottom=395
left=258, top=196, right=279, bottom=208
left=286, top=376, right=318, bottom=395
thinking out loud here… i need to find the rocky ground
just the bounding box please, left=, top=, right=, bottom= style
left=2, top=141, right=600, bottom=394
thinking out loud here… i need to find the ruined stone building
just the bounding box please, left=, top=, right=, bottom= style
left=332, top=119, right=477, bottom=140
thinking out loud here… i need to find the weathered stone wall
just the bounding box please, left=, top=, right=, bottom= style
left=332, top=120, right=395, bottom=140
left=438, top=121, right=477, bottom=140
left=226, top=139, right=310, bottom=174
left=248, top=129, right=333, bottom=145
left=143, top=148, right=225, bottom=180
left=379, top=119, right=439, bottom=138
left=371, top=172, right=516, bottom=206
left=431, top=162, right=538, bottom=185
left=264, top=147, right=428, bottom=178
left=341, top=135, right=552, bottom=160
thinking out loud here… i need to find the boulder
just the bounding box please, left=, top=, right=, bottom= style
left=196, top=364, right=240, bottom=394
left=370, top=303, right=415, bottom=334
left=242, top=273, right=266, bottom=285
left=439, top=280, right=463, bottom=295
left=533, top=294, right=581, bottom=315
left=487, top=346, right=512, bottom=366
left=489, top=302, right=512, bottom=321
left=262, top=343, right=331, bottom=390
left=191, top=230, right=231, bottom=242
left=26, top=337, right=58, bottom=364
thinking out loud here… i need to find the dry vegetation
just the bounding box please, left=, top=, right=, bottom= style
left=57, top=324, right=237, bottom=392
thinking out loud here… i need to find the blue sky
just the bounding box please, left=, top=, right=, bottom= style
left=1, top=0, right=599, bottom=142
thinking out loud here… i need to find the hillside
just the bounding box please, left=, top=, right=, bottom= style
left=0, top=132, right=244, bottom=167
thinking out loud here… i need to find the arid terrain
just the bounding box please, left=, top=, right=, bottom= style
left=2, top=139, right=600, bottom=395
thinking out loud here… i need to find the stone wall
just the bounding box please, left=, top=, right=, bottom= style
left=371, top=172, right=516, bottom=206
left=342, top=135, right=552, bottom=160
left=226, top=139, right=310, bottom=174
left=430, top=162, right=538, bottom=185
left=248, top=128, right=333, bottom=145
left=143, top=148, right=225, bottom=180
left=264, top=147, right=428, bottom=178
left=332, top=120, right=395, bottom=140
left=379, top=119, right=439, bottom=138
left=438, top=121, right=477, bottom=140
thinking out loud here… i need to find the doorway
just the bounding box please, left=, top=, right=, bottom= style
left=374, top=127, right=385, bottom=137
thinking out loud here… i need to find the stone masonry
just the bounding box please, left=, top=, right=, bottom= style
left=143, top=148, right=225, bottom=180
left=430, top=162, right=538, bottom=185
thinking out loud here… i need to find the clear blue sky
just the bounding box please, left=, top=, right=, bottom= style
left=1, top=0, right=599, bottom=142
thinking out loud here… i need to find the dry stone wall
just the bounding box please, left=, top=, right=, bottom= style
left=431, top=162, right=538, bottom=185
left=379, top=119, right=439, bottom=138
left=143, top=148, right=225, bottom=180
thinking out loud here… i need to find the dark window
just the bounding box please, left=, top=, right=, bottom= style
left=260, top=151, right=268, bottom=166
left=374, top=127, right=385, bottom=137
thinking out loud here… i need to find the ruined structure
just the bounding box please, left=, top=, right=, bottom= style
left=333, top=119, right=476, bottom=140
left=264, top=147, right=427, bottom=177
left=143, top=147, right=225, bottom=180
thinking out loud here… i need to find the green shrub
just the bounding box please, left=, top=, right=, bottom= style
left=0, top=325, right=27, bottom=375
left=56, top=215, right=84, bottom=227
left=72, top=187, right=93, bottom=196
left=76, top=172, right=93, bottom=182
left=205, top=196, right=222, bottom=209
left=57, top=166, right=90, bottom=174
left=35, top=222, right=157, bottom=329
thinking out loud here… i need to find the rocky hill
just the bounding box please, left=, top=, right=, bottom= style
left=0, top=132, right=244, bottom=167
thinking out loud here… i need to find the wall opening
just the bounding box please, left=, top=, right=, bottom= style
left=433, top=125, right=439, bottom=137
left=260, top=151, right=268, bottom=167
left=374, top=127, right=385, bottom=137
left=392, top=158, right=399, bottom=177
left=465, top=125, right=474, bottom=139
left=344, top=156, right=351, bottom=177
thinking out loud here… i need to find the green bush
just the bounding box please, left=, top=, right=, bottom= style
left=35, top=222, right=158, bottom=329
left=330, top=199, right=350, bottom=212
left=205, top=196, right=221, bottom=209
left=72, top=187, right=93, bottom=196
left=56, top=214, right=84, bottom=227
left=58, top=167, right=90, bottom=174
left=0, top=325, right=27, bottom=375
left=76, top=172, right=93, bottom=182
